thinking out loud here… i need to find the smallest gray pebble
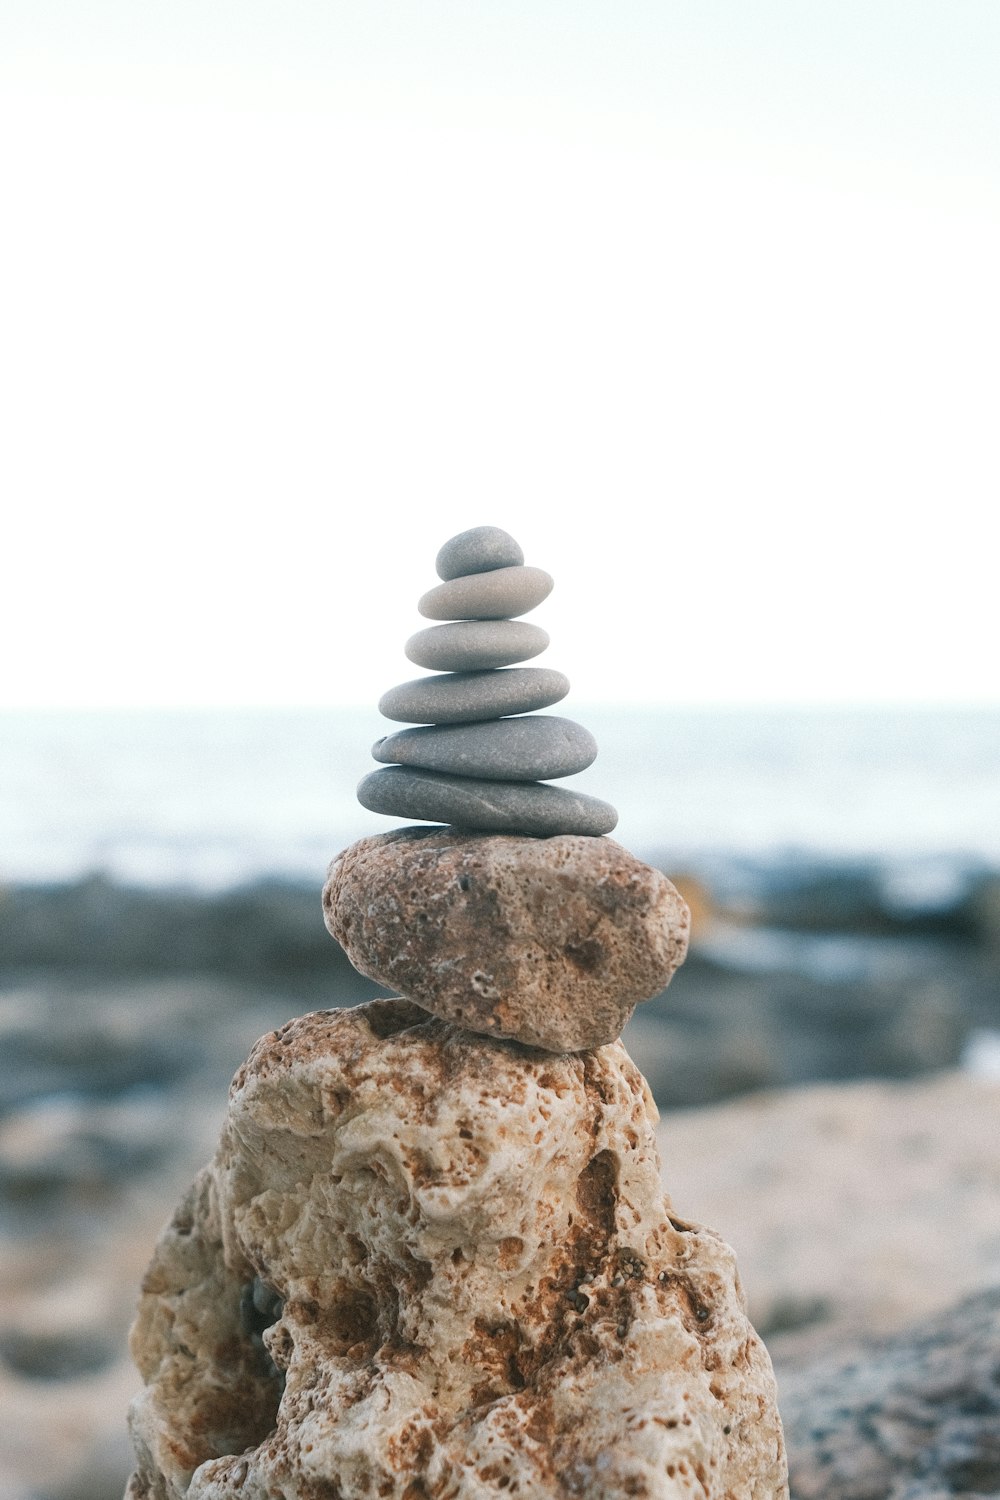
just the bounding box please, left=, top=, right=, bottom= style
left=436, top=526, right=524, bottom=581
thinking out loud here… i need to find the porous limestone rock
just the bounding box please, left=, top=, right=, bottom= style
left=323, top=828, right=691, bottom=1052
left=126, top=1000, right=787, bottom=1499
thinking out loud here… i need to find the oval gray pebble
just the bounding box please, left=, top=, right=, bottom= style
left=378, top=668, right=569, bottom=725
left=357, top=767, right=618, bottom=837
left=405, top=620, right=549, bottom=672
left=373, top=715, right=597, bottom=781
left=418, top=565, right=553, bottom=622
left=436, top=525, right=524, bottom=581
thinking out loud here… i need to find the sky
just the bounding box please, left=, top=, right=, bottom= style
left=2, top=2, right=998, bottom=709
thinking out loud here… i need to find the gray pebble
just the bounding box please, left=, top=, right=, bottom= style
left=373, top=715, right=597, bottom=781
left=378, top=668, right=569, bottom=725
left=357, top=767, right=618, bottom=837
left=252, top=1277, right=275, bottom=1317
left=405, top=620, right=549, bottom=672
left=418, top=565, right=553, bottom=622
left=436, top=525, right=524, bottom=580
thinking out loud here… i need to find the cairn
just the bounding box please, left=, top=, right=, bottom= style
left=125, top=527, right=787, bottom=1500
left=359, top=525, right=618, bottom=837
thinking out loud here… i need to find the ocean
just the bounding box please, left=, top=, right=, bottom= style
left=1, top=705, right=997, bottom=903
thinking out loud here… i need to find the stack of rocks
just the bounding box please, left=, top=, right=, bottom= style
left=358, top=525, right=618, bottom=838
left=125, top=529, right=787, bottom=1500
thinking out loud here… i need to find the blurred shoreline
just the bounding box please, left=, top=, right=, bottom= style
left=3, top=705, right=999, bottom=889
left=2, top=856, right=997, bottom=1117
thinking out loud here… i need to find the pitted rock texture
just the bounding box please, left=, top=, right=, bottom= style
left=324, top=828, right=691, bottom=1052
left=126, top=1000, right=787, bottom=1500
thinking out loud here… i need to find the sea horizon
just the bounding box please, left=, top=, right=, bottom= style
left=2, top=703, right=997, bottom=897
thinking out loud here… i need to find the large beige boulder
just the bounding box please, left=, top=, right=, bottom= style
left=126, top=1000, right=786, bottom=1499
left=323, top=828, right=690, bottom=1051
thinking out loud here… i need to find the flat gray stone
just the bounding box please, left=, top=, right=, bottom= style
left=418, top=566, right=553, bottom=622
left=405, top=620, right=549, bottom=672
left=436, top=526, right=524, bottom=581
left=378, top=668, right=569, bottom=725
left=357, top=767, right=618, bottom=836
left=372, top=715, right=597, bottom=781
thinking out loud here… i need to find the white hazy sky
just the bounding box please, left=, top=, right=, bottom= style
left=2, top=1, right=998, bottom=709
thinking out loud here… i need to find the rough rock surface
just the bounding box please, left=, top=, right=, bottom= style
left=324, top=829, right=690, bottom=1051
left=778, top=1287, right=1000, bottom=1499
left=126, top=1000, right=786, bottom=1499
left=4, top=1034, right=994, bottom=1500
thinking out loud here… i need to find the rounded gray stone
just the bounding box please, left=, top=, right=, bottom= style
left=372, top=715, right=597, bottom=781
left=357, top=767, right=618, bottom=836
left=405, top=620, right=549, bottom=672
left=435, top=526, right=524, bottom=581
left=378, top=668, right=569, bottom=725
left=418, top=566, right=553, bottom=622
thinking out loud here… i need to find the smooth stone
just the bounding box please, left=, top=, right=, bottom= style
left=325, top=828, right=690, bottom=1050
left=378, top=668, right=569, bottom=725
left=405, top=619, right=549, bottom=672
left=356, top=766, right=618, bottom=836
left=372, top=715, right=597, bottom=781
left=435, top=525, right=524, bottom=581
left=418, top=565, right=553, bottom=622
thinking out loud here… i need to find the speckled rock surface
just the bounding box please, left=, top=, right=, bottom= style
left=126, top=1001, right=786, bottom=1499
left=419, top=565, right=554, bottom=621
left=324, top=828, right=690, bottom=1051
left=436, top=526, right=524, bottom=580
left=373, top=715, right=597, bottom=781
left=405, top=620, right=549, bottom=672
left=357, top=769, right=618, bottom=839
left=378, top=667, right=569, bottom=725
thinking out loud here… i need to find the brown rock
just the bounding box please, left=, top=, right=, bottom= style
left=126, top=1001, right=787, bottom=1499
left=323, top=828, right=690, bottom=1052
